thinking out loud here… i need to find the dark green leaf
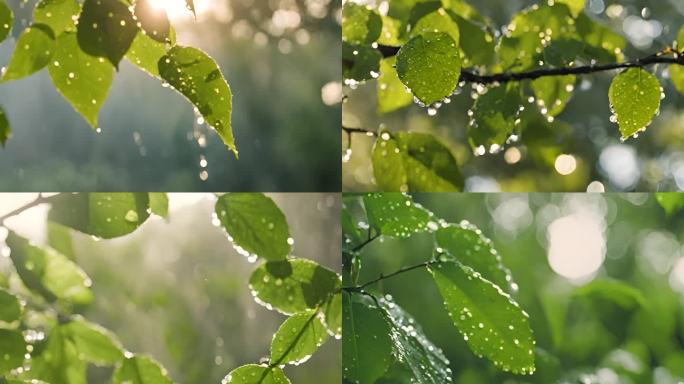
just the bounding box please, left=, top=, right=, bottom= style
left=343, top=42, right=381, bottom=82
left=450, top=13, right=495, bottom=68
left=321, top=293, right=342, bottom=338
left=342, top=205, right=364, bottom=245
left=134, top=0, right=170, bottom=42
left=0, top=329, right=26, bottom=376
left=575, top=13, right=625, bottom=63
left=224, top=365, right=290, bottom=384
left=0, top=0, right=12, bottom=43
left=61, top=317, right=124, bottom=365
left=574, top=279, right=646, bottom=310
left=363, top=193, right=431, bottom=238
left=76, top=0, right=137, bottom=67
left=377, top=57, right=413, bottom=114
left=531, top=75, right=575, bottom=117
left=159, top=46, right=235, bottom=155
left=670, top=27, right=684, bottom=95
left=270, top=310, right=329, bottom=366
left=248, top=258, right=340, bottom=315
left=469, top=83, right=523, bottom=154
left=33, top=0, right=80, bottom=36
left=608, top=68, right=661, bottom=139
left=0, top=105, right=10, bottom=146
left=0, top=288, right=22, bottom=323
left=342, top=3, right=382, bottom=45
left=149, top=192, right=169, bottom=218
left=429, top=261, right=536, bottom=374
left=112, top=355, right=174, bottom=384
left=48, top=193, right=151, bottom=239
left=1, top=24, right=55, bottom=82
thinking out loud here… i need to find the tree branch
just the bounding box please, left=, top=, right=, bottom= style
left=342, top=126, right=377, bottom=138
left=0, top=193, right=57, bottom=225
left=342, top=259, right=439, bottom=292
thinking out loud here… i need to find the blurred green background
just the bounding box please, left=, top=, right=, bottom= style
left=350, top=193, right=684, bottom=383
left=343, top=0, right=684, bottom=192
left=0, top=0, right=341, bottom=191
left=0, top=193, right=341, bottom=383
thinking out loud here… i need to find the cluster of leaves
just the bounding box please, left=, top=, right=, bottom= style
left=0, top=0, right=236, bottom=155
left=342, top=0, right=684, bottom=192
left=341, top=193, right=536, bottom=383
left=0, top=192, right=340, bottom=384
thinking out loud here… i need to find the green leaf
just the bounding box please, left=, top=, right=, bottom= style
left=409, top=8, right=460, bottom=44
left=0, top=329, right=26, bottom=375
left=149, top=193, right=169, bottom=218
left=48, top=193, right=151, bottom=239
left=76, top=0, right=137, bottom=67
left=608, top=68, right=661, bottom=139
left=531, top=75, right=575, bottom=117
left=429, top=261, right=536, bottom=374
left=557, top=0, right=586, bottom=17
left=0, top=288, right=22, bottom=323
left=126, top=28, right=174, bottom=78
left=47, top=221, right=74, bottom=260
left=396, top=32, right=461, bottom=105
left=575, top=13, right=625, bottom=63
left=134, top=0, right=170, bottom=42
left=378, top=297, right=451, bottom=384
left=1, top=24, right=55, bottom=82
left=0, top=0, right=12, bottom=43
left=435, top=223, right=514, bottom=292
left=342, top=3, right=382, bottom=45
left=321, top=293, right=342, bottom=338
left=656, top=192, right=684, bottom=216
left=0, top=105, right=10, bottom=146
left=670, top=27, right=684, bottom=95
left=6, top=231, right=93, bottom=304
left=216, top=193, right=291, bottom=261
left=270, top=310, right=329, bottom=366
left=343, top=42, right=381, bottom=82
left=61, top=317, right=124, bottom=365
left=377, top=57, right=413, bottom=114
left=48, top=32, right=114, bottom=128
left=159, top=46, right=236, bottom=155
left=33, top=0, right=80, bottom=36
left=469, top=83, right=523, bottom=154
left=343, top=293, right=393, bottom=384
left=5, top=380, right=50, bottom=384
left=373, top=131, right=463, bottom=192
left=573, top=279, right=646, bottom=310
left=377, top=15, right=403, bottom=47
left=224, top=365, right=290, bottom=384
left=248, top=258, right=341, bottom=315
left=27, top=326, right=85, bottom=384
left=450, top=13, right=495, bottom=68
left=112, top=355, right=174, bottom=384
left=363, top=193, right=431, bottom=238
left=342, top=205, right=364, bottom=245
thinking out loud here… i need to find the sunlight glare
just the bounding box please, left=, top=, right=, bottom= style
left=547, top=214, right=606, bottom=281
left=148, top=0, right=210, bottom=20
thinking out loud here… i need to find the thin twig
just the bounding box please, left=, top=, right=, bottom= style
left=343, top=259, right=439, bottom=292
left=0, top=193, right=57, bottom=225
left=342, top=126, right=377, bottom=136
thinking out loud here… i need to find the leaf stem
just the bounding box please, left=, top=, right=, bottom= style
left=343, top=258, right=440, bottom=292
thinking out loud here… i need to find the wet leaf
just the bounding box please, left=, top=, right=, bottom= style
left=0, top=0, right=12, bottom=43
left=608, top=68, right=661, bottom=139
left=429, top=261, right=536, bottom=375
left=26, top=326, right=85, bottom=384
left=377, top=57, right=413, bottom=114
left=670, top=27, right=684, bottom=95
left=126, top=27, right=174, bottom=78
left=61, top=317, right=124, bottom=365
left=321, top=293, right=342, bottom=338
left=363, top=193, right=431, bottom=238
left=342, top=3, right=382, bottom=45
left=343, top=42, right=381, bottom=82
left=469, top=84, right=523, bottom=154
left=0, top=329, right=26, bottom=376
left=0, top=105, right=10, bottom=146
left=215, top=193, right=291, bottom=261
left=531, top=75, right=575, bottom=117
left=410, top=8, right=460, bottom=44
left=48, top=33, right=114, bottom=128
left=656, top=192, right=684, bottom=216
left=396, top=32, right=461, bottom=105
left=0, top=288, right=22, bottom=323
left=450, top=13, right=495, bottom=68
left=377, top=15, right=403, bottom=47
left=343, top=293, right=393, bottom=384
left=33, top=0, right=80, bottom=36
left=134, top=0, right=170, bottom=42
left=270, top=310, right=329, bottom=366
left=48, top=193, right=151, bottom=239
left=149, top=192, right=169, bottom=218
left=6, top=231, right=93, bottom=304
left=76, top=0, right=137, bottom=67
left=1, top=24, right=55, bottom=82
left=112, top=355, right=174, bottom=384
left=224, top=364, right=290, bottom=384
left=159, top=46, right=235, bottom=155
left=248, top=258, right=341, bottom=315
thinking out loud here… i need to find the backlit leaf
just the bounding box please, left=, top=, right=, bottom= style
left=342, top=3, right=382, bottom=45
left=76, top=0, right=137, bottom=67
left=557, top=0, right=586, bottom=17
left=47, top=221, right=74, bottom=260
left=126, top=28, right=174, bottom=78
left=270, top=310, right=329, bottom=366
left=377, top=57, right=413, bottom=114
left=33, top=0, right=80, bottom=36
left=377, top=15, right=403, bottom=47
left=670, top=27, right=684, bottom=95
left=656, top=192, right=684, bottom=216
left=608, top=68, right=661, bottom=139
left=0, top=288, right=22, bottom=323
left=0, top=329, right=26, bottom=376
left=363, top=193, right=431, bottom=238
left=575, top=13, right=625, bottom=63
left=1, top=24, right=55, bottom=82
left=134, top=0, right=170, bottom=42
left=149, top=192, right=169, bottom=218
left=531, top=75, right=575, bottom=117
left=112, top=355, right=174, bottom=384
left=24, top=326, right=85, bottom=384
left=409, top=8, right=460, bottom=44
left=61, top=317, right=124, bottom=365
left=224, top=365, right=290, bottom=384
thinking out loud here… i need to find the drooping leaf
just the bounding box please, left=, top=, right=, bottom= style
left=670, top=27, right=684, bottom=95
left=112, top=355, right=174, bottom=384
left=6, top=231, right=93, bottom=304
left=396, top=32, right=461, bottom=105
left=224, top=365, right=290, bottom=384
left=373, top=131, right=463, bottom=192
left=0, top=0, right=12, bottom=43
left=48, top=33, right=114, bottom=128
left=531, top=75, right=575, bottom=117
left=0, top=329, right=26, bottom=376
left=363, top=193, right=431, bottom=238
left=47, top=221, right=74, bottom=260
left=378, top=297, right=451, bottom=384
left=435, top=223, right=514, bottom=292
left=0, top=105, right=10, bottom=146
left=61, top=317, right=124, bottom=365
left=343, top=42, right=381, bottom=82
left=608, top=68, right=661, bottom=139
left=149, top=192, right=169, bottom=218
left=468, top=83, right=523, bottom=154
left=159, top=46, right=236, bottom=155
left=248, top=258, right=340, bottom=315
left=134, top=0, right=170, bottom=42
left=215, top=193, right=291, bottom=261
left=33, top=0, right=80, bottom=36
left=377, top=57, right=413, bottom=114
left=76, top=0, right=137, bottom=67
left=0, top=289, right=22, bottom=323
left=342, top=3, right=382, bottom=45
left=48, top=193, right=151, bottom=239
left=24, top=326, right=85, bottom=384
left=126, top=27, right=174, bottom=78
left=429, top=261, right=536, bottom=375
left=1, top=24, right=55, bottom=82
left=656, top=192, right=684, bottom=216
left=321, top=293, right=342, bottom=338
left=343, top=293, right=393, bottom=384
left=270, top=310, right=329, bottom=366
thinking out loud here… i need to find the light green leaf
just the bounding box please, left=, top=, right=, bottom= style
left=469, top=83, right=523, bottom=154
left=0, top=329, right=26, bottom=376
left=377, top=57, right=413, bottom=114
left=24, top=326, right=85, bottom=384
left=531, top=75, right=575, bottom=117
left=656, top=192, right=684, bottom=216
left=342, top=293, right=392, bottom=384
left=608, top=68, right=661, bottom=139
left=343, top=42, right=381, bottom=82
left=450, top=13, right=495, bottom=68
left=1, top=24, right=55, bottom=82
left=33, top=0, right=80, bottom=36
left=0, top=0, right=12, bottom=43
left=670, top=27, right=684, bottom=95
left=134, top=0, right=170, bottom=42
left=112, top=355, right=174, bottom=384
left=0, top=288, right=22, bottom=323
left=377, top=15, right=403, bottom=47
left=575, top=13, right=625, bottom=63
left=573, top=279, right=646, bottom=310
left=248, top=258, right=340, bottom=315
left=409, top=8, right=460, bottom=44
left=149, top=193, right=169, bottom=218
left=396, top=32, right=461, bottom=105
left=363, top=193, right=431, bottom=238
left=216, top=193, right=290, bottom=261
left=159, top=46, right=236, bottom=155
left=61, top=317, right=124, bottom=365
left=76, top=0, right=137, bottom=67
left=270, top=310, right=329, bottom=366
left=378, top=297, right=450, bottom=384
left=0, top=105, right=10, bottom=146
left=6, top=231, right=93, bottom=304
left=373, top=131, right=463, bottom=192
left=342, top=3, right=382, bottom=45
left=47, top=221, right=74, bottom=260
left=429, top=261, right=536, bottom=374
left=321, top=293, right=342, bottom=338
left=557, top=0, right=586, bottom=17
left=48, top=33, right=114, bottom=128
left=224, top=365, right=290, bottom=384
left=126, top=28, right=174, bottom=78
left=435, top=223, right=514, bottom=292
